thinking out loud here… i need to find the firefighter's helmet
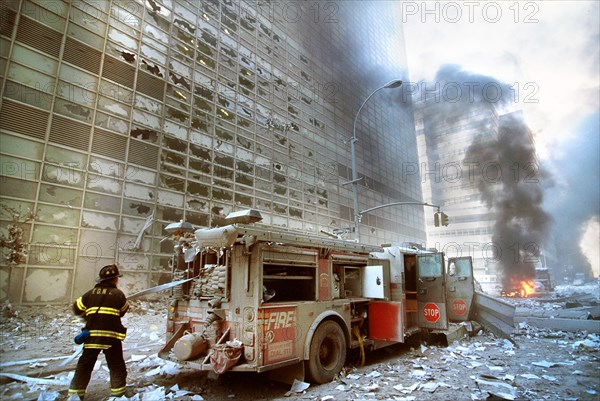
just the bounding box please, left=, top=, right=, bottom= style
left=96, top=264, right=122, bottom=283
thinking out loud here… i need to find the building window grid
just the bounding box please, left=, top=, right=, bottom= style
left=0, top=0, right=420, bottom=300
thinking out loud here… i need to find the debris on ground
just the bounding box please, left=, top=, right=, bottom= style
left=284, top=379, right=309, bottom=396
left=0, top=285, right=598, bottom=401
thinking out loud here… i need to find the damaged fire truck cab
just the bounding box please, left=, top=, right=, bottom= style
left=159, top=210, right=474, bottom=383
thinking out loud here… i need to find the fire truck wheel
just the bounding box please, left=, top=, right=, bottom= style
left=306, top=320, right=347, bottom=384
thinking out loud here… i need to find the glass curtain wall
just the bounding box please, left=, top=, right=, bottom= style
left=0, top=0, right=424, bottom=303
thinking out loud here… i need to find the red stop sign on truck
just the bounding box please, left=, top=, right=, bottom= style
left=452, top=299, right=467, bottom=315
left=423, top=303, right=441, bottom=323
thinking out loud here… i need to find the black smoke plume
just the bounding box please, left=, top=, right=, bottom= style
left=465, top=114, right=552, bottom=291
left=425, top=65, right=552, bottom=290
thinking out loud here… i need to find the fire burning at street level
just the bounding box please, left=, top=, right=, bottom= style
left=502, top=279, right=536, bottom=298
left=520, top=280, right=535, bottom=297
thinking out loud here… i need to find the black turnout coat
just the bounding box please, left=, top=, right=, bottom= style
left=73, top=281, right=129, bottom=349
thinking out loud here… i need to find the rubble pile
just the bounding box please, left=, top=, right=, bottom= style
left=0, top=288, right=598, bottom=401
left=505, top=283, right=600, bottom=333
left=279, top=331, right=599, bottom=401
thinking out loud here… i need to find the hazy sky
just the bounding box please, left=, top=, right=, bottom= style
left=402, top=0, right=598, bottom=157
left=401, top=0, right=599, bottom=275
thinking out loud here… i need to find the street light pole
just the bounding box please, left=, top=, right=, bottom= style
left=347, top=79, right=403, bottom=242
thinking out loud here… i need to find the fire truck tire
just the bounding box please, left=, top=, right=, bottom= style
left=306, top=320, right=347, bottom=384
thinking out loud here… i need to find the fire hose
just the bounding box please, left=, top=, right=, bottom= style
left=353, top=326, right=365, bottom=367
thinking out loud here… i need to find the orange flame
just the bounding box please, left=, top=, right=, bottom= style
left=521, top=280, right=535, bottom=297
left=502, top=279, right=537, bottom=297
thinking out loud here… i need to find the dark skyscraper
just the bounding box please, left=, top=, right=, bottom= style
left=0, top=1, right=423, bottom=303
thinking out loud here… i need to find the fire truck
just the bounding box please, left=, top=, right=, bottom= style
left=158, top=210, right=475, bottom=383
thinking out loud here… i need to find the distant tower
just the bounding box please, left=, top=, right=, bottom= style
left=416, top=85, right=553, bottom=293
left=415, top=95, right=500, bottom=289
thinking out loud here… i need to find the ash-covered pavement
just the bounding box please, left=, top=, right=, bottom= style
left=1, top=282, right=598, bottom=401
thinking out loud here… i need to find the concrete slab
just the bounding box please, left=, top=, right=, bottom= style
left=515, top=316, right=600, bottom=333
left=515, top=307, right=593, bottom=320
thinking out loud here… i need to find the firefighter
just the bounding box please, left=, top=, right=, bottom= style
left=68, top=264, right=130, bottom=399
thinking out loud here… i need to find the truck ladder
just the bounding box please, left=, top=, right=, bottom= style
left=234, top=224, right=383, bottom=254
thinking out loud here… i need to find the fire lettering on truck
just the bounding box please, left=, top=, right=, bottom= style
left=265, top=310, right=295, bottom=330
left=261, top=307, right=297, bottom=364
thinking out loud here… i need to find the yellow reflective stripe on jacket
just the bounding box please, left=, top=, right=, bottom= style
left=85, top=306, right=121, bottom=316
left=89, top=329, right=126, bottom=340
left=121, top=301, right=129, bottom=313
left=84, top=343, right=112, bottom=349
left=76, top=297, right=86, bottom=311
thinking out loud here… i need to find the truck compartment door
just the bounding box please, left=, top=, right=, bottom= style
left=368, top=301, right=404, bottom=342
left=416, top=253, right=448, bottom=330
left=260, top=306, right=298, bottom=365
left=445, top=256, right=474, bottom=321
left=362, top=265, right=390, bottom=299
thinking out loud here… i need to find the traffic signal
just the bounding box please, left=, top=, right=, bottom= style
left=440, top=212, right=449, bottom=226
left=434, top=212, right=440, bottom=227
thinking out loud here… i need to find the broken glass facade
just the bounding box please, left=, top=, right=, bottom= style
left=0, top=0, right=424, bottom=304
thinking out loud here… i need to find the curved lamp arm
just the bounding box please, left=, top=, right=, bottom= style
left=349, top=79, right=402, bottom=242
left=352, top=79, right=403, bottom=142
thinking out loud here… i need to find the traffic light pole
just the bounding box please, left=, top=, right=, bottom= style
left=358, top=201, right=441, bottom=222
